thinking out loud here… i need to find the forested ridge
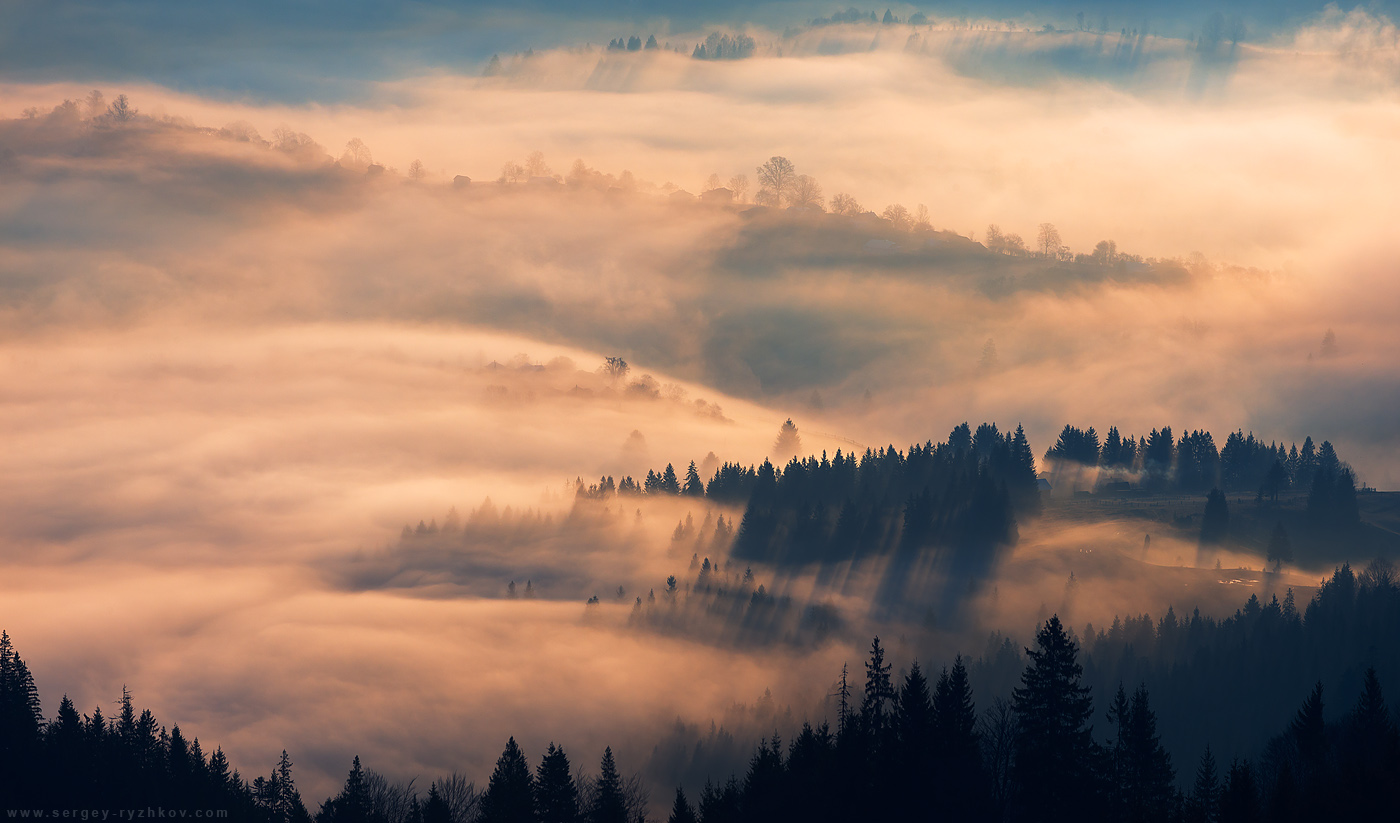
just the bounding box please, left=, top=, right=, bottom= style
left=570, top=420, right=1360, bottom=572
left=3, top=561, right=1397, bottom=821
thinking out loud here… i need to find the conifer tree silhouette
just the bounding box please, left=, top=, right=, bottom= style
left=587, top=747, right=627, bottom=823
left=481, top=738, right=535, bottom=823
left=666, top=787, right=696, bottom=823
left=535, top=743, right=579, bottom=823
left=1012, top=616, right=1099, bottom=822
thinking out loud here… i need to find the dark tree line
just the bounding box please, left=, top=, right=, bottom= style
left=729, top=423, right=1038, bottom=567
left=574, top=423, right=1039, bottom=568
left=0, top=630, right=306, bottom=817
left=1047, top=425, right=1354, bottom=501
left=4, top=562, right=1399, bottom=820
left=661, top=604, right=1398, bottom=823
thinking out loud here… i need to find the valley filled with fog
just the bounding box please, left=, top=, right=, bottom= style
left=2, top=3, right=1400, bottom=814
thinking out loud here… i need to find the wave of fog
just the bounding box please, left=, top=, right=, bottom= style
left=3, top=100, right=1397, bottom=482
left=3, top=10, right=1400, bottom=805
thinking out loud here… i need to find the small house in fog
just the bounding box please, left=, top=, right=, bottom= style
left=700, top=187, right=733, bottom=205
left=1036, top=478, right=1053, bottom=492
left=863, top=238, right=897, bottom=254
left=528, top=176, right=560, bottom=187
left=453, top=175, right=471, bottom=188
left=669, top=189, right=695, bottom=202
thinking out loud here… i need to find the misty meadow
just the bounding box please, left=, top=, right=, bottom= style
left=2, top=2, right=1400, bottom=822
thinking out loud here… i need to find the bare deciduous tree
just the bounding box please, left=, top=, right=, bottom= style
left=882, top=203, right=912, bottom=230
left=85, top=90, right=105, bottom=119
left=602, top=356, right=630, bottom=380
left=365, top=770, right=417, bottom=823
left=985, top=223, right=1005, bottom=253
left=755, top=156, right=796, bottom=206
left=788, top=174, right=824, bottom=209
left=499, top=161, right=526, bottom=183
left=341, top=137, right=373, bottom=169
left=408, top=159, right=426, bottom=180
left=728, top=174, right=749, bottom=202
left=524, top=150, right=552, bottom=178
left=1037, top=222, right=1061, bottom=257
left=830, top=192, right=862, bottom=215
left=914, top=204, right=931, bottom=230
left=106, top=94, right=136, bottom=123
left=704, top=173, right=723, bottom=192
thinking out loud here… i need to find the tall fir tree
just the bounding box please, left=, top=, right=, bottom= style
left=1187, top=746, right=1220, bottom=823
left=1012, top=616, right=1100, bottom=823
left=481, top=738, right=536, bottom=823
left=666, top=787, right=696, bottom=823
left=861, top=637, right=894, bottom=732
left=536, top=743, right=579, bottom=823
left=588, top=747, right=627, bottom=823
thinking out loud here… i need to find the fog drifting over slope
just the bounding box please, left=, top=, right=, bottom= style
left=2, top=7, right=1400, bottom=802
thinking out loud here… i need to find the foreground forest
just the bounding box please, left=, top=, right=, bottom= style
left=3, top=559, right=1397, bottom=821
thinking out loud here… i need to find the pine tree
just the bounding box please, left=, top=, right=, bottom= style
left=481, top=738, right=536, bottom=823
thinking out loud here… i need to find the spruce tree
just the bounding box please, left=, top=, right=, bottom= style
left=320, top=756, right=372, bottom=823
left=1121, top=685, right=1175, bottom=822
left=1012, top=616, right=1099, bottom=823
left=1339, top=667, right=1399, bottom=818
left=933, top=657, right=985, bottom=819
left=661, top=464, right=681, bottom=495
left=895, top=662, right=933, bottom=752
left=481, top=738, right=536, bottom=823
left=1200, top=489, right=1229, bottom=545
left=536, top=743, right=580, bottom=823
left=741, top=735, right=785, bottom=822
left=861, top=637, right=894, bottom=732
left=1266, top=523, right=1293, bottom=571
left=666, top=788, right=696, bottom=823
left=1289, top=682, right=1327, bottom=771
left=773, top=419, right=802, bottom=460
left=588, top=747, right=627, bottom=823
left=682, top=462, right=705, bottom=497
left=1219, top=759, right=1259, bottom=823
left=1186, top=746, right=1220, bottom=823
left=422, top=784, right=452, bottom=823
